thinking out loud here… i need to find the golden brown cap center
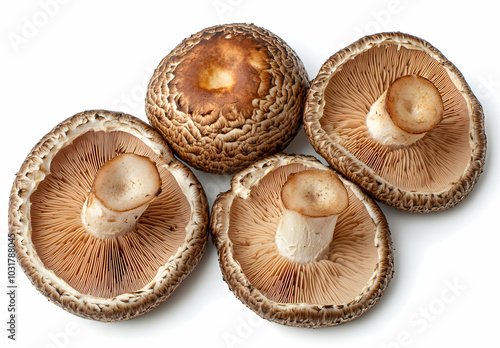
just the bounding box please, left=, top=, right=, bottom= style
left=197, top=65, right=235, bottom=91
left=171, top=33, right=271, bottom=121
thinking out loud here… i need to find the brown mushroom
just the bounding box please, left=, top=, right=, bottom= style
left=303, top=32, right=486, bottom=212
left=146, top=23, right=309, bottom=174
left=8, top=110, right=209, bottom=321
left=211, top=154, right=393, bottom=328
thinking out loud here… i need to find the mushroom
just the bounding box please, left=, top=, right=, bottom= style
left=8, top=110, right=209, bottom=321
left=146, top=23, right=309, bottom=174
left=211, top=154, right=393, bottom=328
left=303, top=32, right=487, bottom=212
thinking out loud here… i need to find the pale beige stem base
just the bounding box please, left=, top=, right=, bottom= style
left=366, top=75, right=444, bottom=147
left=366, top=90, right=426, bottom=147
left=82, top=153, right=161, bottom=239
left=275, top=209, right=338, bottom=264
left=275, top=169, right=348, bottom=264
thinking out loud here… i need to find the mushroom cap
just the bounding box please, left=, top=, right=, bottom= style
left=146, top=23, right=309, bottom=174
left=8, top=110, right=209, bottom=321
left=210, top=154, right=393, bottom=328
left=303, top=32, right=487, bottom=212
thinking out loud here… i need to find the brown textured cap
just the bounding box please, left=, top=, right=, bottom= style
left=303, top=32, right=486, bottom=212
left=146, top=23, right=309, bottom=174
left=210, top=154, right=393, bottom=328
left=8, top=110, right=209, bottom=321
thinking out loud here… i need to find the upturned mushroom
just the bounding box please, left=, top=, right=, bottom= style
left=211, top=154, right=393, bottom=328
left=146, top=23, right=309, bottom=174
left=9, top=110, right=209, bottom=321
left=303, top=32, right=486, bottom=212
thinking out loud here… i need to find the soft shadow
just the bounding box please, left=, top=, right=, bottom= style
left=84, top=241, right=220, bottom=335
left=284, top=126, right=326, bottom=161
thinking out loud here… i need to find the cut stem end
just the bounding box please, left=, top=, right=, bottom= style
left=366, top=75, right=444, bottom=147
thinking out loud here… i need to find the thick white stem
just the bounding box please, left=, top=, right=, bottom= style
left=82, top=193, right=151, bottom=239
left=81, top=153, right=161, bottom=239
left=275, top=208, right=338, bottom=264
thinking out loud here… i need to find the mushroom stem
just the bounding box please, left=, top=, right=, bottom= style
left=366, top=75, right=444, bottom=147
left=82, top=153, right=161, bottom=239
left=275, top=170, right=348, bottom=264
left=276, top=210, right=339, bottom=264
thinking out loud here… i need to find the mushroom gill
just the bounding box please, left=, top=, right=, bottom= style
left=30, top=130, right=190, bottom=298
left=320, top=43, right=470, bottom=193
left=228, top=164, right=378, bottom=305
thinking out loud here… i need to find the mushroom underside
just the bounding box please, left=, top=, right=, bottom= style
left=320, top=43, right=470, bottom=193
left=30, top=130, right=191, bottom=298
left=228, top=164, right=380, bottom=305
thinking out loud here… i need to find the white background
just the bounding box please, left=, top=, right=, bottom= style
left=1, top=1, right=499, bottom=347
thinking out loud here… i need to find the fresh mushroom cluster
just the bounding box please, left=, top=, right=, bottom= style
left=9, top=25, right=487, bottom=328
left=9, top=110, right=208, bottom=321
left=303, top=32, right=486, bottom=212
